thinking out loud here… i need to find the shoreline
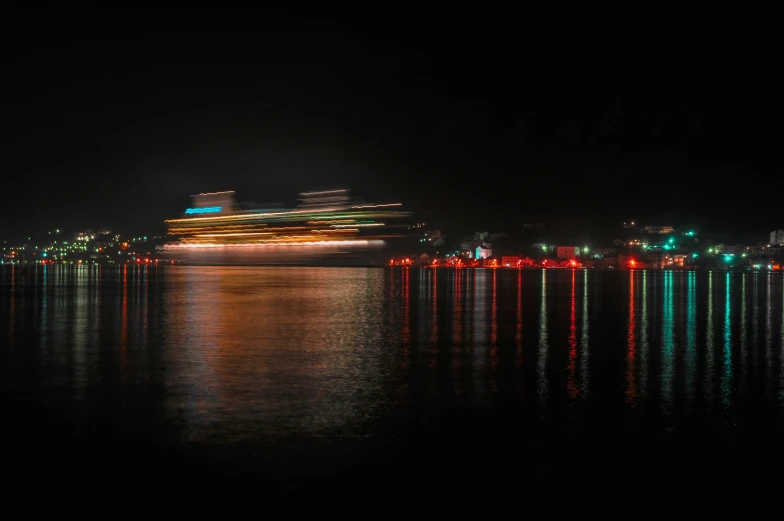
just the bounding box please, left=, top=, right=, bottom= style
left=1, top=263, right=779, bottom=272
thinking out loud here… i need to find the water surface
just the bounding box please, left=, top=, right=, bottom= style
left=3, top=266, right=784, bottom=487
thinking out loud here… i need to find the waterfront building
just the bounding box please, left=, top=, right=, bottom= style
left=557, top=246, right=579, bottom=259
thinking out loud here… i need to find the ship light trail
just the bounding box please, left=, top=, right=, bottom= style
left=330, top=223, right=384, bottom=228
left=163, top=240, right=384, bottom=249
left=161, top=189, right=410, bottom=263
left=351, top=203, right=402, bottom=209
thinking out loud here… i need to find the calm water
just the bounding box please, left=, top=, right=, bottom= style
left=3, top=265, right=784, bottom=487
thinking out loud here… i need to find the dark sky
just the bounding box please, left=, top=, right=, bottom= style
left=2, top=8, right=782, bottom=240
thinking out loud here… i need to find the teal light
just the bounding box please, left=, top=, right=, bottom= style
left=687, top=231, right=695, bottom=237
left=663, top=244, right=671, bottom=250
left=42, top=252, right=47, bottom=257
left=668, top=238, right=674, bottom=244
left=692, top=253, right=698, bottom=258
left=185, top=206, right=222, bottom=215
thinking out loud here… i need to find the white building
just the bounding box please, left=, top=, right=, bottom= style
left=475, top=245, right=492, bottom=259
left=770, top=230, right=784, bottom=245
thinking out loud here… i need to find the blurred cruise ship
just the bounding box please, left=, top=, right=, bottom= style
left=160, top=189, right=410, bottom=265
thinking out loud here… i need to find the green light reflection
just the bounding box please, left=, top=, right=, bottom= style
left=721, top=272, right=733, bottom=413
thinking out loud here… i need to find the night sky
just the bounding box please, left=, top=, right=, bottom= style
left=3, top=9, right=781, bottom=241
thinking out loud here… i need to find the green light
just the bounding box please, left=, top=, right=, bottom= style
left=668, top=238, right=674, bottom=244
left=583, top=246, right=589, bottom=253
left=687, top=231, right=694, bottom=236
left=541, top=245, right=547, bottom=251
left=692, top=253, right=698, bottom=258
left=663, top=245, right=671, bottom=250
left=742, top=253, right=747, bottom=257
left=708, top=248, right=714, bottom=254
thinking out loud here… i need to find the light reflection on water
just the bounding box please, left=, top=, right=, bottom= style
left=2, top=265, right=784, bottom=469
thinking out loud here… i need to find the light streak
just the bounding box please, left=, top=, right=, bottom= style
left=300, top=189, right=349, bottom=196
left=164, top=206, right=348, bottom=223
left=195, top=232, right=276, bottom=237
left=162, top=240, right=383, bottom=249
left=351, top=203, right=402, bottom=209
left=331, top=223, right=384, bottom=228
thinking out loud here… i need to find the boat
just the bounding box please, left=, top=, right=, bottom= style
left=159, top=189, right=410, bottom=265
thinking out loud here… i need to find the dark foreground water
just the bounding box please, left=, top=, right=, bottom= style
left=2, top=265, right=784, bottom=492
